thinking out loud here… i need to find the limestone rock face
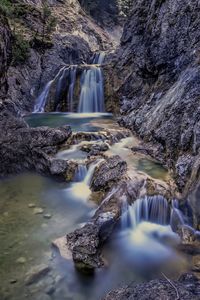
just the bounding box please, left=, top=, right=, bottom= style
left=0, top=13, right=11, bottom=98
left=105, top=0, right=200, bottom=194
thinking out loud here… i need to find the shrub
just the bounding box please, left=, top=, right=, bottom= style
left=11, top=33, right=30, bottom=66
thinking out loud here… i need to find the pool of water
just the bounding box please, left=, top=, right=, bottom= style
left=24, top=113, right=113, bottom=132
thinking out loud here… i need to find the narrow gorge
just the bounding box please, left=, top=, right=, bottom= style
left=0, top=1, right=200, bottom=300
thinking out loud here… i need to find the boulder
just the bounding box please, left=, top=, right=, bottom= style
left=0, top=104, right=72, bottom=177
left=91, top=155, right=127, bottom=191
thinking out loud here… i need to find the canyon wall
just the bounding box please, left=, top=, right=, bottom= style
left=105, top=0, right=200, bottom=194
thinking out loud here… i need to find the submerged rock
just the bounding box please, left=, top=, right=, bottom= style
left=33, top=207, right=44, bottom=215
left=25, top=264, right=51, bottom=286
left=103, top=273, right=200, bottom=299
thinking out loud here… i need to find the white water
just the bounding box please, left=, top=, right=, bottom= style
left=78, top=66, right=105, bottom=113
left=68, top=160, right=103, bottom=202
left=34, top=52, right=105, bottom=113
left=34, top=66, right=77, bottom=113
left=118, top=195, right=182, bottom=272
left=121, top=195, right=169, bottom=229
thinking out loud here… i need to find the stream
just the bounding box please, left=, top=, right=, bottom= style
left=0, top=54, right=189, bottom=300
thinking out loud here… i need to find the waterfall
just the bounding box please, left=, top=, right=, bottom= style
left=34, top=80, right=53, bottom=113
left=78, top=52, right=105, bottom=113
left=33, top=52, right=105, bottom=113
left=74, top=165, right=87, bottom=182
left=78, top=66, right=105, bottom=113
left=118, top=196, right=181, bottom=272
left=34, top=66, right=77, bottom=113
left=69, top=160, right=103, bottom=201
left=170, top=199, right=185, bottom=231
left=121, top=195, right=170, bottom=230
left=68, top=66, right=77, bottom=112
left=92, top=52, right=105, bottom=65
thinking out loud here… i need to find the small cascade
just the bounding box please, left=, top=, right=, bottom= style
left=34, top=80, right=54, bottom=113
left=74, top=165, right=87, bottom=182
left=118, top=196, right=181, bottom=273
left=92, top=52, right=106, bottom=65
left=69, top=160, right=103, bottom=201
left=121, top=195, right=170, bottom=230
left=170, top=199, right=185, bottom=231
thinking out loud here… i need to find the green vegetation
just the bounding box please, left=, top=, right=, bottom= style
left=0, top=0, right=57, bottom=63
left=11, top=33, right=30, bottom=66
left=0, top=0, right=12, bottom=16
left=41, top=3, right=57, bottom=42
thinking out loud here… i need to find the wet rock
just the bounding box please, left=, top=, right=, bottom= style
left=0, top=105, right=72, bottom=178
left=177, top=225, right=200, bottom=255
left=81, top=142, right=109, bottom=156
left=33, top=207, right=44, bottom=215
left=25, top=264, right=51, bottom=286
left=10, top=279, right=17, bottom=284
left=67, top=223, right=104, bottom=270
left=103, top=273, right=200, bottom=299
left=91, top=155, right=127, bottom=191
left=66, top=179, right=144, bottom=270
left=49, top=159, right=77, bottom=181
left=52, top=236, right=72, bottom=260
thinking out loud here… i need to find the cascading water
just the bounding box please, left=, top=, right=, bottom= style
left=34, top=66, right=77, bottom=113
left=69, top=160, right=103, bottom=201
left=78, top=66, right=105, bottom=113
left=74, top=165, right=87, bottom=182
left=118, top=195, right=182, bottom=274
left=92, top=52, right=106, bottom=65
left=78, top=51, right=105, bottom=113
left=121, top=195, right=170, bottom=229
left=33, top=52, right=105, bottom=113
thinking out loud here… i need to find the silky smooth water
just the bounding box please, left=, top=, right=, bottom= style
left=25, top=112, right=112, bottom=132
left=0, top=114, right=186, bottom=300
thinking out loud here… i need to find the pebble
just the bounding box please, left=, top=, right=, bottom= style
left=28, top=203, right=36, bottom=208
left=43, top=214, right=52, bottom=219
left=16, top=257, right=27, bottom=264
left=10, top=279, right=17, bottom=284
left=33, top=207, right=44, bottom=215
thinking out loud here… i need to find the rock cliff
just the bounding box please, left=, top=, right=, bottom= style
left=105, top=0, right=200, bottom=195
